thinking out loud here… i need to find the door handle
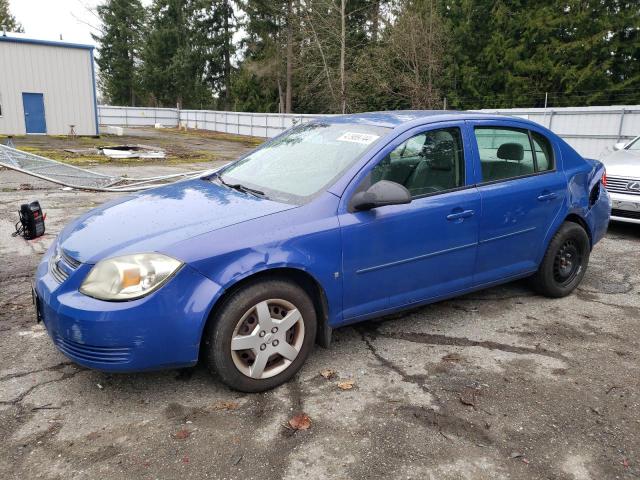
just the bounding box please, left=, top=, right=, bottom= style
left=446, top=209, right=475, bottom=221
left=537, top=192, right=557, bottom=201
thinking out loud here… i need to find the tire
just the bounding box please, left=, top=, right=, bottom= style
left=204, top=278, right=317, bottom=393
left=530, top=222, right=590, bottom=298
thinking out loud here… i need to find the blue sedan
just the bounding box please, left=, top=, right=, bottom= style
left=34, top=111, right=610, bottom=392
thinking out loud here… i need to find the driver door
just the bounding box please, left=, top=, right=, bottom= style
left=338, top=123, right=480, bottom=322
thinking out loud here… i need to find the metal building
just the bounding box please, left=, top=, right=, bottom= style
left=0, top=35, right=99, bottom=136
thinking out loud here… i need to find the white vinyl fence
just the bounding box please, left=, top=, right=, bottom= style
left=98, top=105, right=180, bottom=128
left=98, top=104, right=640, bottom=159
left=479, top=106, right=640, bottom=159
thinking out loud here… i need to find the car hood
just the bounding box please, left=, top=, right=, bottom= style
left=57, top=179, right=296, bottom=263
left=601, top=149, right=640, bottom=178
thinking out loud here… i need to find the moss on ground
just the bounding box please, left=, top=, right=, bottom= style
left=15, top=145, right=217, bottom=166
left=164, top=127, right=264, bottom=146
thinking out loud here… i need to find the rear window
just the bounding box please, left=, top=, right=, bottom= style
left=531, top=131, right=554, bottom=171
left=474, top=127, right=554, bottom=182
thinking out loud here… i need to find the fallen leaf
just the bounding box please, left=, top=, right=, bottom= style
left=288, top=413, right=311, bottom=431
left=459, top=387, right=477, bottom=407
left=337, top=379, right=355, bottom=390
left=522, top=458, right=530, bottom=465
left=174, top=429, right=191, bottom=440
left=320, top=369, right=337, bottom=380
left=622, top=458, right=630, bottom=468
left=182, top=455, right=190, bottom=464
left=510, top=452, right=524, bottom=459
left=442, top=353, right=463, bottom=363
left=210, top=401, right=239, bottom=411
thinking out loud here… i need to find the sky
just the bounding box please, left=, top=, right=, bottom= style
left=8, top=0, right=148, bottom=46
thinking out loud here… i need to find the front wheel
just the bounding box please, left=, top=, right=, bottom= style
left=204, top=279, right=317, bottom=392
left=530, top=222, right=590, bottom=298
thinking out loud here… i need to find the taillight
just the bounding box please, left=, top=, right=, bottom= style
left=601, top=171, right=607, bottom=187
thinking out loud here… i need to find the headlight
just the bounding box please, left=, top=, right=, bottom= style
left=79, top=253, right=182, bottom=301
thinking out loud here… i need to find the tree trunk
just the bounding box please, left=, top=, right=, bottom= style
left=277, top=77, right=285, bottom=113
left=340, top=0, right=346, bottom=114
left=285, top=0, right=294, bottom=113
left=223, top=0, right=232, bottom=110
left=371, top=0, right=380, bottom=42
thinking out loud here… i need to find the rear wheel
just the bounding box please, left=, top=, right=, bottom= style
left=530, top=222, right=590, bottom=298
left=204, top=279, right=317, bottom=392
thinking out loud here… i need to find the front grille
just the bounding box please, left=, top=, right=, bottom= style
left=611, top=208, right=640, bottom=220
left=49, top=249, right=81, bottom=283
left=606, top=176, right=640, bottom=196
left=61, top=251, right=81, bottom=269
left=53, top=335, right=132, bottom=364
left=50, top=260, right=68, bottom=283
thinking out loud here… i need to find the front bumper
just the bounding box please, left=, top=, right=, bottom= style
left=34, top=246, right=222, bottom=372
left=608, top=191, right=640, bottom=224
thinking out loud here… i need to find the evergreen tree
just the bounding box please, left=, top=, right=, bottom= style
left=0, top=0, right=23, bottom=33
left=437, top=0, right=640, bottom=109
left=93, top=0, right=146, bottom=106
left=195, top=0, right=237, bottom=109
left=607, top=0, right=640, bottom=104
left=141, top=0, right=237, bottom=109
left=234, top=0, right=292, bottom=112
left=91, top=0, right=638, bottom=111
left=142, top=0, right=208, bottom=108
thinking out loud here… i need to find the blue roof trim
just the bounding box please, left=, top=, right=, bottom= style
left=0, top=36, right=94, bottom=50
left=316, top=110, right=516, bottom=128
left=90, top=50, right=100, bottom=136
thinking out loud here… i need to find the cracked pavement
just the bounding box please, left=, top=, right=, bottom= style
left=1, top=153, right=640, bottom=479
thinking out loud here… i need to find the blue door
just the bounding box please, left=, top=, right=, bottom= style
left=339, top=123, right=480, bottom=322
left=22, top=93, right=47, bottom=134
left=467, top=121, right=567, bottom=285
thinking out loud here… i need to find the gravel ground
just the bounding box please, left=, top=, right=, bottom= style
left=1, top=147, right=639, bottom=479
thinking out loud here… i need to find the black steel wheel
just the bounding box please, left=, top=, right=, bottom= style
left=530, top=222, right=590, bottom=298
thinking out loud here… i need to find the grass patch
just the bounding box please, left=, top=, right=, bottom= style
left=15, top=146, right=218, bottom=166
left=164, top=127, right=265, bottom=146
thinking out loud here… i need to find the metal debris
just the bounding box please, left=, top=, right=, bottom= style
left=99, top=144, right=166, bottom=159
left=0, top=144, right=209, bottom=192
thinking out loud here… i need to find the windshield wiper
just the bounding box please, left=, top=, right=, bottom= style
left=213, top=172, right=266, bottom=198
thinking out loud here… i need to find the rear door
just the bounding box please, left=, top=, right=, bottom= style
left=468, top=120, right=566, bottom=285
left=339, top=122, right=480, bottom=321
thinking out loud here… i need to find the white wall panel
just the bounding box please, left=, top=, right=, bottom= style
left=0, top=40, right=97, bottom=135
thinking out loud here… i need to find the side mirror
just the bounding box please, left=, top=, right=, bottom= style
left=351, top=180, right=411, bottom=211
left=613, top=142, right=627, bottom=151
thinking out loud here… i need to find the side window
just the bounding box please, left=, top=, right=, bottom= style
left=370, top=127, right=465, bottom=198
left=475, top=127, right=534, bottom=182
left=531, top=131, right=554, bottom=171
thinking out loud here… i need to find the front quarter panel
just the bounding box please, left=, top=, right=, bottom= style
left=162, top=192, right=344, bottom=327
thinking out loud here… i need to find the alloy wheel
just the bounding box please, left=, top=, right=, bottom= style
left=230, top=299, right=305, bottom=379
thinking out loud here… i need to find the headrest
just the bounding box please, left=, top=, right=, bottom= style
left=497, top=142, right=524, bottom=161
left=429, top=140, right=454, bottom=171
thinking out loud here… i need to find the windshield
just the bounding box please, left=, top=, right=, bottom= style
left=219, top=122, right=390, bottom=203
left=627, top=137, right=640, bottom=151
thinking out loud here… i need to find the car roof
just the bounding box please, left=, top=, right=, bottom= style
left=320, top=110, right=515, bottom=128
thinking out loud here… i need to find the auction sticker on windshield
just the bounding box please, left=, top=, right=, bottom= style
left=337, top=132, right=380, bottom=144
